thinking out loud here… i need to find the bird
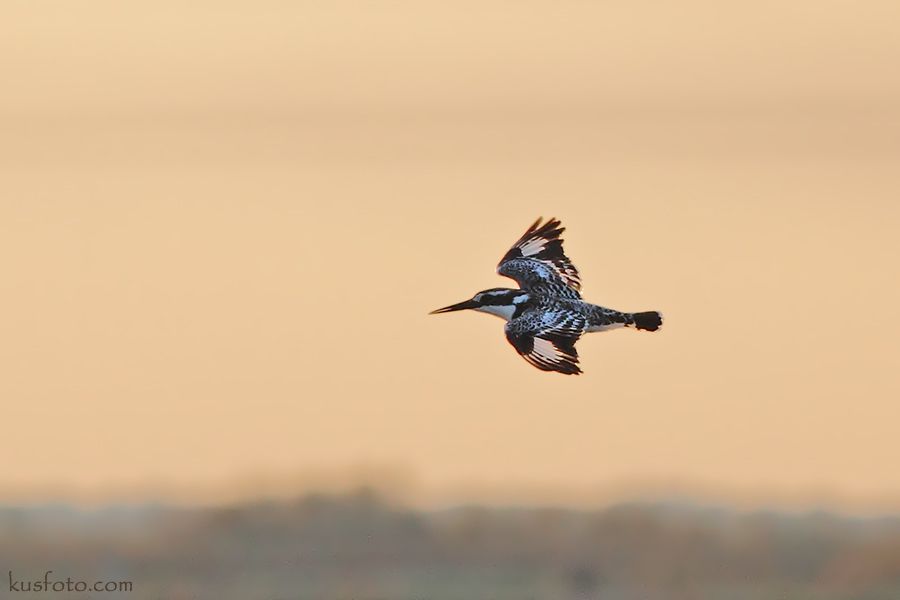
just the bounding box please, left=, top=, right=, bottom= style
left=430, top=217, right=662, bottom=375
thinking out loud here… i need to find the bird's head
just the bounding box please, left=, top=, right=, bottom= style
left=430, top=288, right=529, bottom=321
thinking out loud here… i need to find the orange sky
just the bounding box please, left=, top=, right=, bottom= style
left=1, top=1, right=899, bottom=509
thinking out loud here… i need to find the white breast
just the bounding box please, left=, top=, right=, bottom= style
left=475, top=304, right=517, bottom=321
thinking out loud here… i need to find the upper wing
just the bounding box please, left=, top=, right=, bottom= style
left=504, top=308, right=586, bottom=375
left=497, top=218, right=582, bottom=298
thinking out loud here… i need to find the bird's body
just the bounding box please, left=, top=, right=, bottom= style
left=431, top=218, right=662, bottom=375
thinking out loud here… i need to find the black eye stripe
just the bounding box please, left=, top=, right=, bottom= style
left=473, top=289, right=530, bottom=306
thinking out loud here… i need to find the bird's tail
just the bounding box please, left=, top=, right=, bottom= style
left=630, top=311, right=663, bottom=332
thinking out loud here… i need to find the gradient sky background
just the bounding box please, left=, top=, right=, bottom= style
left=2, top=1, right=899, bottom=510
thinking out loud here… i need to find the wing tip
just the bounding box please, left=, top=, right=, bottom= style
left=523, top=355, right=583, bottom=375
left=516, top=334, right=583, bottom=375
left=525, top=217, right=564, bottom=236
left=535, top=216, right=563, bottom=235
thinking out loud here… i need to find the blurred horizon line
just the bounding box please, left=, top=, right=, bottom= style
left=3, top=463, right=900, bottom=516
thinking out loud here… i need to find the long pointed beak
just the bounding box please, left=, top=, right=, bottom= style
left=429, top=299, right=478, bottom=314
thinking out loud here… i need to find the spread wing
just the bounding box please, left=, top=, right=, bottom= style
left=497, top=218, right=582, bottom=298
left=504, top=308, right=586, bottom=375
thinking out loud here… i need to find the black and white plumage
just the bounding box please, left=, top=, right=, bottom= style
left=431, top=218, right=662, bottom=375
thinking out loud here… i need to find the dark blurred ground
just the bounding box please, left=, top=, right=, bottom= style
left=3, top=489, right=900, bottom=600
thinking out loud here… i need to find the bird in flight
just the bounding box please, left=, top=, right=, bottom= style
left=430, top=218, right=662, bottom=375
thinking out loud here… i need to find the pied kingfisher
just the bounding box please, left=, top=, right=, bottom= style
left=430, top=218, right=662, bottom=375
